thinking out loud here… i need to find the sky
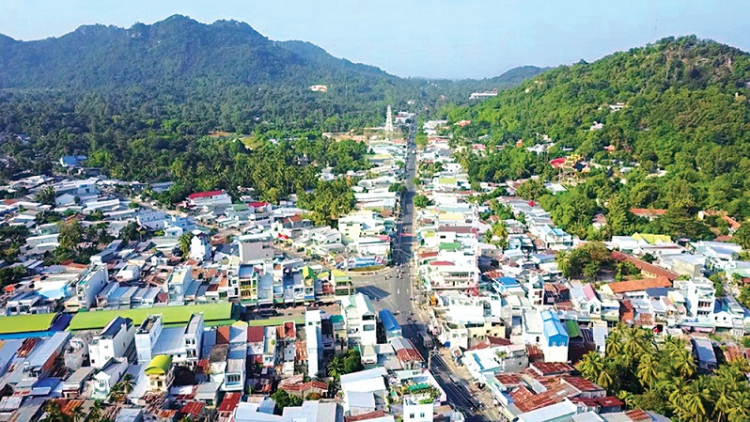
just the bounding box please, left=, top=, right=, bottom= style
left=2, top=0, right=750, bottom=79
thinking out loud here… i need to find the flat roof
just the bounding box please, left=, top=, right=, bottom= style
left=68, top=303, right=232, bottom=331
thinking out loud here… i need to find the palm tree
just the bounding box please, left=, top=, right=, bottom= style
left=576, top=351, right=604, bottom=382
left=328, top=356, right=344, bottom=380
left=636, top=353, right=659, bottom=390
left=178, top=233, right=193, bottom=257
left=727, top=389, right=750, bottom=422
left=71, top=404, right=85, bottom=422
left=86, top=400, right=103, bottom=422
left=671, top=347, right=697, bottom=379
left=35, top=186, right=56, bottom=206
left=556, top=250, right=570, bottom=277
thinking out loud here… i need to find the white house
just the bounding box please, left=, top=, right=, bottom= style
left=340, top=293, right=378, bottom=346
left=89, top=317, right=135, bottom=369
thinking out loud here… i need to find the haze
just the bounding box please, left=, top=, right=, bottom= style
left=2, top=0, right=749, bottom=79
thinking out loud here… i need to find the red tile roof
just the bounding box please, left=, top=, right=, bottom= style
left=345, top=411, right=388, bottom=422
left=394, top=338, right=424, bottom=362
left=247, top=326, right=265, bottom=343
left=596, top=396, right=624, bottom=408
left=248, top=202, right=269, bottom=208
left=218, top=392, right=242, bottom=413
left=280, top=381, right=328, bottom=393
left=430, top=261, right=454, bottom=266
left=529, top=362, right=575, bottom=376
left=625, top=409, right=652, bottom=422
left=283, top=321, right=296, bottom=340
left=630, top=208, right=667, bottom=217
left=180, top=401, right=204, bottom=417
left=216, top=326, right=230, bottom=344
left=188, top=190, right=224, bottom=200
left=607, top=276, right=672, bottom=294
left=562, top=376, right=604, bottom=393
left=495, top=373, right=523, bottom=386
left=611, top=251, right=678, bottom=281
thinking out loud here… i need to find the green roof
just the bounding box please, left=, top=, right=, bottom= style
left=145, top=355, right=172, bottom=375
left=68, top=303, right=232, bottom=331
left=248, top=316, right=304, bottom=327
left=565, top=320, right=581, bottom=338
left=0, top=313, right=57, bottom=334
left=330, top=315, right=344, bottom=325
left=438, top=177, right=458, bottom=185
left=439, top=242, right=462, bottom=251
left=302, top=267, right=316, bottom=280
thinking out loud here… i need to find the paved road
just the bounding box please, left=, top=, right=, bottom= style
left=350, top=124, right=495, bottom=422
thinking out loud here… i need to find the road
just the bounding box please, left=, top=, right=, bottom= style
left=351, top=123, right=496, bottom=422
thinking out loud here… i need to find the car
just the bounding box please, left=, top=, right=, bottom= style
left=393, top=310, right=401, bottom=315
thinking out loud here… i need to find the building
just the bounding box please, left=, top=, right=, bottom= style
left=190, top=231, right=212, bottom=262
left=135, top=315, right=163, bottom=365
left=187, top=190, right=232, bottom=207
left=238, top=232, right=274, bottom=263
left=685, top=277, right=716, bottom=318
left=184, top=313, right=205, bottom=362
left=306, top=310, right=323, bottom=378
left=92, top=358, right=128, bottom=399
left=145, top=355, right=174, bottom=392
left=540, top=310, right=569, bottom=362
left=340, top=293, right=378, bottom=346
left=89, top=317, right=135, bottom=369
left=69, top=265, right=109, bottom=311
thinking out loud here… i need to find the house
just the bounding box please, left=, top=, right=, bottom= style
left=187, top=190, right=232, bottom=207
left=68, top=265, right=109, bottom=312
left=306, top=310, right=323, bottom=378
left=602, top=277, right=673, bottom=299
left=263, top=326, right=277, bottom=367
left=538, top=226, right=573, bottom=251
left=89, top=317, right=135, bottom=369
left=189, top=231, right=212, bottom=262
left=379, top=309, right=402, bottom=340
left=61, top=367, right=94, bottom=399
left=340, top=293, right=378, bottom=346
left=691, top=338, right=718, bottom=373
left=59, top=155, right=88, bottom=168
left=5, top=291, right=52, bottom=316
left=145, top=355, right=173, bottom=393
left=184, top=313, right=205, bottom=362
left=684, top=277, right=716, bottom=318
left=92, top=358, right=128, bottom=399
left=541, top=310, right=569, bottom=363
left=238, top=232, right=274, bottom=263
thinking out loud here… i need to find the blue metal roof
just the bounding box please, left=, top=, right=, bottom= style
left=379, top=309, right=401, bottom=332
left=496, top=277, right=519, bottom=286
left=541, top=310, right=569, bottom=346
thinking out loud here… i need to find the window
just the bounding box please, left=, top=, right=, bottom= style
left=409, top=414, right=415, bottom=419
left=420, top=413, right=425, bottom=418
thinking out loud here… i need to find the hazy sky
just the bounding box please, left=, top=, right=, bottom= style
left=2, top=0, right=749, bottom=79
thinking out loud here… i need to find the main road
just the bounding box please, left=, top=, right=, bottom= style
left=351, top=121, right=495, bottom=422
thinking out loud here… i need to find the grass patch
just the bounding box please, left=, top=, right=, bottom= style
left=68, top=303, right=233, bottom=331
left=248, top=316, right=304, bottom=327
left=0, top=313, right=57, bottom=334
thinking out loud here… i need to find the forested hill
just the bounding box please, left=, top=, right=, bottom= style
left=446, top=36, right=750, bottom=235
left=0, top=15, right=401, bottom=89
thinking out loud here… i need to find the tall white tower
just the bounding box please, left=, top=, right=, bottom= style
left=385, top=105, right=394, bottom=137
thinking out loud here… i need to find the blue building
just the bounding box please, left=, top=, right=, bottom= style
left=379, top=309, right=402, bottom=339
left=540, top=310, right=569, bottom=362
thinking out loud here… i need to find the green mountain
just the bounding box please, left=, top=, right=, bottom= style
left=450, top=35, right=750, bottom=228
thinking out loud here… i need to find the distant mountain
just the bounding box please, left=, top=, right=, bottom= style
left=488, top=65, right=549, bottom=86
left=0, top=15, right=396, bottom=90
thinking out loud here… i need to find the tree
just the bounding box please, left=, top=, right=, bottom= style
left=414, top=195, right=430, bottom=209
left=179, top=233, right=193, bottom=257
left=271, top=389, right=302, bottom=414
left=35, top=186, right=57, bottom=206
left=327, top=356, right=344, bottom=380
left=733, top=224, right=750, bottom=250
left=515, top=179, right=546, bottom=201
left=58, top=219, right=83, bottom=251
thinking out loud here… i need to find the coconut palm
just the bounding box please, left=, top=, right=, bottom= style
left=576, top=351, right=604, bottom=382
left=727, top=389, right=750, bottom=422
left=671, top=347, right=697, bottom=379
left=555, top=250, right=570, bottom=277
left=636, top=353, right=659, bottom=390
left=71, top=404, right=85, bottom=422
left=327, top=356, right=344, bottom=380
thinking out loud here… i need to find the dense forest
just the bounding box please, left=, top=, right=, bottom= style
left=444, top=36, right=750, bottom=237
